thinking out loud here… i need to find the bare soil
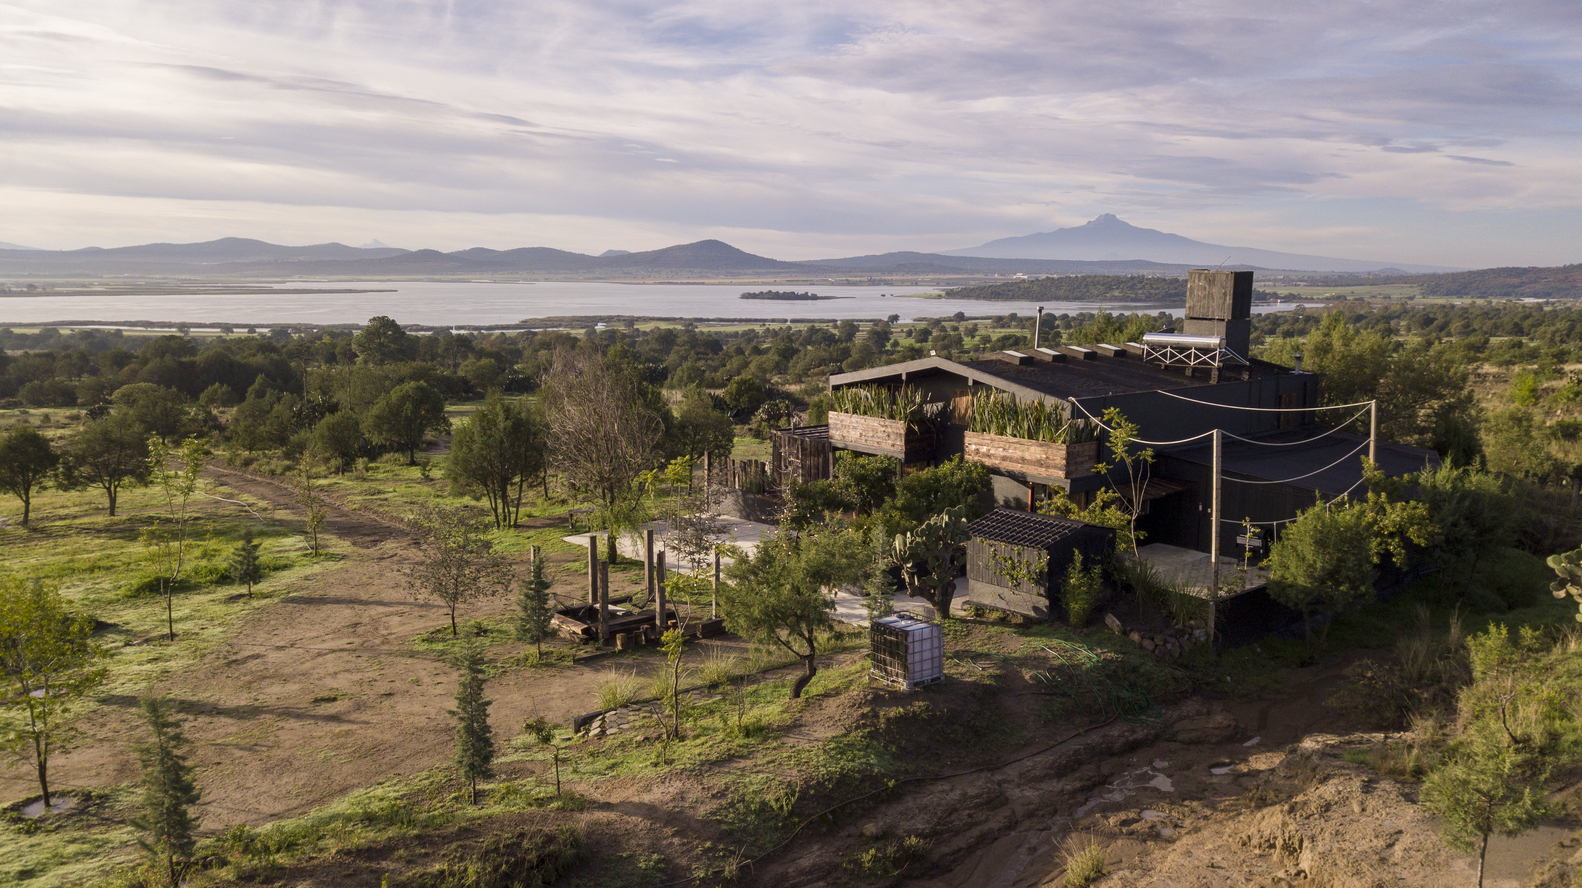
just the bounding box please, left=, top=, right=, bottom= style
left=0, top=468, right=669, bottom=829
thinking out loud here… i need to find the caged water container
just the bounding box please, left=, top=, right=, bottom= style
left=869, top=615, right=944, bottom=689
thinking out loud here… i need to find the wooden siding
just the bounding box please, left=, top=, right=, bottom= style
left=828, top=412, right=936, bottom=460
left=963, top=432, right=1099, bottom=483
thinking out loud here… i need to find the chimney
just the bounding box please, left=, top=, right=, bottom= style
left=1293, top=352, right=1303, bottom=372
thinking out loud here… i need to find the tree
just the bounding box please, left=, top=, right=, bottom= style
left=363, top=381, right=449, bottom=465
left=892, top=505, right=972, bottom=619
left=1092, top=407, right=1154, bottom=557
left=720, top=520, right=865, bottom=699
left=0, top=577, right=106, bottom=810
left=861, top=527, right=897, bottom=622
left=293, top=456, right=329, bottom=558
left=875, top=456, right=991, bottom=537
left=59, top=412, right=150, bottom=517
left=667, top=387, right=735, bottom=466
left=541, top=348, right=664, bottom=563
left=521, top=717, right=566, bottom=797
left=130, top=696, right=202, bottom=888
left=311, top=411, right=364, bottom=473
left=448, top=393, right=544, bottom=529
left=111, top=384, right=189, bottom=444
left=143, top=437, right=205, bottom=642
left=352, top=315, right=415, bottom=365
left=515, top=546, right=555, bottom=657
left=1421, top=730, right=1547, bottom=888
left=403, top=506, right=512, bottom=636
left=1266, top=500, right=1377, bottom=654
left=231, top=531, right=263, bottom=597
left=0, top=425, right=58, bottom=526
left=450, top=643, right=494, bottom=805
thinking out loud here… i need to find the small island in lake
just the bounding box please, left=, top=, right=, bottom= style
left=739, top=290, right=836, bottom=300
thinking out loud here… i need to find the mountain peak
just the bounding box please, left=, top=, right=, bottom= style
left=1084, top=213, right=1126, bottom=227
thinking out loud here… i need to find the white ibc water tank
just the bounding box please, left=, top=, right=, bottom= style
left=869, top=615, right=944, bottom=689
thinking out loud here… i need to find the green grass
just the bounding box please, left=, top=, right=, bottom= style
left=0, top=482, right=338, bottom=704
left=0, top=788, right=139, bottom=888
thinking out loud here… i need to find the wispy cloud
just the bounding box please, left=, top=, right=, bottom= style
left=0, top=0, right=1579, bottom=265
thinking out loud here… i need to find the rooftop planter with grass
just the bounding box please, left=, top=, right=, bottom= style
left=827, top=385, right=941, bottom=461
left=963, top=390, right=1100, bottom=483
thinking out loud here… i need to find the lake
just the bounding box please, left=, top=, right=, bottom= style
left=0, top=280, right=1308, bottom=328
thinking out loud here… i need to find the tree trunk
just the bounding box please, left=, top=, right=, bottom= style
left=165, top=581, right=175, bottom=641
left=107, top=487, right=118, bottom=517
left=606, top=530, right=618, bottom=565
left=450, top=608, right=459, bottom=636
left=36, top=756, right=49, bottom=809
left=21, top=492, right=30, bottom=526
left=789, top=653, right=817, bottom=699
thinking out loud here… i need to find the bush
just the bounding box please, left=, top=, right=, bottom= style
left=1061, top=553, right=1104, bottom=627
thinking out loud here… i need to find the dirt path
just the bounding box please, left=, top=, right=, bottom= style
left=201, top=466, right=406, bottom=549
left=2, top=469, right=656, bottom=829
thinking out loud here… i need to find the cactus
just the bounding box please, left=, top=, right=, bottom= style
left=1546, top=548, right=1582, bottom=622
left=893, top=506, right=972, bottom=620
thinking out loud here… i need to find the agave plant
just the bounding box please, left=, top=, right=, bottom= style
left=968, top=389, right=1098, bottom=444
left=1548, top=547, right=1582, bottom=622
left=829, top=384, right=941, bottom=430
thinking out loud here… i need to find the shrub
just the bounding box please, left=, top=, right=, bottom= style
left=1059, top=835, right=1106, bottom=887
left=1061, top=553, right=1104, bottom=627
left=594, top=670, right=644, bottom=711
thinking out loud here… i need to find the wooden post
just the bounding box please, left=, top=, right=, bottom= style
left=598, top=561, right=610, bottom=644
left=644, top=527, right=656, bottom=607
left=1209, top=428, right=1222, bottom=643
left=712, top=549, right=721, bottom=619
left=655, top=549, right=667, bottom=632
left=704, top=451, right=711, bottom=491
left=1368, top=399, right=1378, bottom=466
left=588, top=535, right=598, bottom=606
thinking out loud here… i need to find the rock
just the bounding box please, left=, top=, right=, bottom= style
left=861, top=822, right=884, bottom=839
left=1105, top=613, right=1124, bottom=634
left=1142, top=638, right=1156, bottom=651
left=1129, top=630, right=1143, bottom=643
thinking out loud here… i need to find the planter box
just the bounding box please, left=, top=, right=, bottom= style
left=963, top=432, right=1099, bottom=483
left=828, top=412, right=936, bottom=461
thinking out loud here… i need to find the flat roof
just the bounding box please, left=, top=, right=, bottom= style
left=829, top=354, right=1284, bottom=402
left=1165, top=430, right=1439, bottom=496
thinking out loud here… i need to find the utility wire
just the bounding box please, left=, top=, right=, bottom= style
left=1219, top=440, right=1370, bottom=486
left=1155, top=390, right=1377, bottom=412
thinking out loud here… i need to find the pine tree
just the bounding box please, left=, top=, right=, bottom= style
left=130, top=697, right=201, bottom=888
left=862, top=527, right=897, bottom=623
left=231, top=531, right=263, bottom=597
left=515, top=545, right=555, bottom=657
left=451, top=644, right=495, bottom=805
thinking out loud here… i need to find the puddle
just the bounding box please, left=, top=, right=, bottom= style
left=1074, top=763, right=1178, bottom=816
left=20, top=797, right=77, bottom=818
left=1210, top=766, right=1234, bottom=775
left=1243, top=736, right=1262, bottom=746
left=1139, top=809, right=1167, bottom=821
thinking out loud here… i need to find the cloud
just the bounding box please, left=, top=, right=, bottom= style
left=0, top=0, right=1579, bottom=265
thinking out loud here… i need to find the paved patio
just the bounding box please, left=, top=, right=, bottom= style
left=1132, top=543, right=1267, bottom=599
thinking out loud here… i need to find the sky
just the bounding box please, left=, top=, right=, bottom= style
left=2, top=1, right=1581, bottom=267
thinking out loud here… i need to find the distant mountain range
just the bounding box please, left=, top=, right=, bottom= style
left=944, top=214, right=1453, bottom=274
left=0, top=217, right=1457, bottom=278
left=0, top=236, right=1209, bottom=278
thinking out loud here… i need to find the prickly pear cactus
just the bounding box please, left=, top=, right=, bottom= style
left=893, top=505, right=971, bottom=620
left=1546, top=548, right=1582, bottom=622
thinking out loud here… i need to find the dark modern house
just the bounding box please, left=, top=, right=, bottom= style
left=771, top=269, right=1438, bottom=621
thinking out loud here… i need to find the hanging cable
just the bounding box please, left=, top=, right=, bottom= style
left=1219, top=405, right=1372, bottom=446
left=1219, top=439, right=1370, bottom=486
left=1155, top=390, right=1377, bottom=412
left=1069, top=400, right=1217, bottom=447
left=1217, top=474, right=1370, bottom=527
